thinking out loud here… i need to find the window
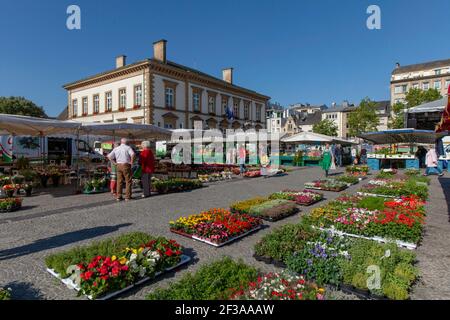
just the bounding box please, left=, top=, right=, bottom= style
left=233, top=99, right=240, bottom=119
left=72, top=99, right=78, bottom=117
left=256, top=104, right=261, bottom=122
left=165, top=87, right=174, bottom=108
left=394, top=86, right=403, bottom=94
left=93, top=94, right=99, bottom=114
left=134, top=84, right=142, bottom=107
left=192, top=87, right=202, bottom=112
left=82, top=97, right=88, bottom=115
left=244, top=101, right=250, bottom=120
left=105, top=91, right=112, bottom=112
left=423, top=82, right=429, bottom=90
left=435, top=69, right=442, bottom=76
left=119, top=88, right=126, bottom=110
left=412, top=83, right=419, bottom=89
left=434, top=80, right=441, bottom=90
left=164, top=80, right=177, bottom=108
left=222, top=96, right=229, bottom=115
left=402, top=85, right=407, bottom=93
left=208, top=94, right=216, bottom=114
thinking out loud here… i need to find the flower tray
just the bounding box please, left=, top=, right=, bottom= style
left=82, top=187, right=110, bottom=195
left=356, top=192, right=400, bottom=199
left=296, top=198, right=324, bottom=206
left=252, top=253, right=287, bottom=268
left=258, top=208, right=300, bottom=222
left=46, top=254, right=191, bottom=300
left=169, top=229, right=193, bottom=239
left=170, top=225, right=261, bottom=247
left=315, top=226, right=417, bottom=250
left=305, top=185, right=348, bottom=192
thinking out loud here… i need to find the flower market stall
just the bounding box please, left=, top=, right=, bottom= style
left=358, top=129, right=448, bottom=171
left=45, top=232, right=191, bottom=300
left=169, top=208, right=263, bottom=246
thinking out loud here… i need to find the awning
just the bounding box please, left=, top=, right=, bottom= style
left=79, top=123, right=172, bottom=140
left=358, top=128, right=448, bottom=145
left=281, top=131, right=356, bottom=145
left=407, top=97, right=446, bottom=114
left=0, top=114, right=81, bottom=136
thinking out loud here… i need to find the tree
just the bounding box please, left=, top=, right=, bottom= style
left=389, top=88, right=442, bottom=129
left=347, top=98, right=379, bottom=137
left=313, top=119, right=338, bottom=137
left=0, top=96, right=47, bottom=118
left=404, top=88, right=442, bottom=108
left=388, top=102, right=406, bottom=129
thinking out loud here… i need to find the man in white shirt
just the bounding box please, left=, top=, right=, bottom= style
left=108, top=138, right=135, bottom=201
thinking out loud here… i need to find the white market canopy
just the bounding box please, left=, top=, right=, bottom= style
left=281, top=131, right=356, bottom=145
left=0, top=114, right=81, bottom=136
left=79, top=122, right=172, bottom=140
left=0, top=114, right=172, bottom=140
left=407, top=97, right=447, bottom=114
left=358, top=129, right=448, bottom=145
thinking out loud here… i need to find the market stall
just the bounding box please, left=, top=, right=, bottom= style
left=280, top=132, right=356, bottom=166
left=358, top=129, right=448, bottom=170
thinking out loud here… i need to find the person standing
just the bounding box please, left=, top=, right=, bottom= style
left=109, top=142, right=120, bottom=197
left=351, top=147, right=357, bottom=165
left=108, top=138, right=135, bottom=201
left=238, top=144, right=246, bottom=176
left=360, top=148, right=367, bottom=165
left=424, top=147, right=443, bottom=176
left=321, top=143, right=333, bottom=177
left=139, top=141, right=155, bottom=198
left=334, top=145, right=342, bottom=167
left=416, top=146, right=427, bottom=168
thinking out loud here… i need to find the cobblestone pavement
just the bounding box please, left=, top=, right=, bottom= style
left=0, top=167, right=448, bottom=300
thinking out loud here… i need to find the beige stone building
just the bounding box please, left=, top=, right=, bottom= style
left=390, top=59, right=450, bottom=105
left=63, top=40, right=269, bottom=131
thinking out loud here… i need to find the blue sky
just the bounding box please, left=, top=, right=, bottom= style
left=1, top=0, right=450, bottom=116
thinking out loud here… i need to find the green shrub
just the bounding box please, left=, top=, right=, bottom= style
left=147, top=257, right=258, bottom=300
left=339, top=240, right=418, bottom=300
left=0, top=288, right=11, bottom=300
left=45, top=232, right=154, bottom=277
left=254, top=219, right=317, bottom=263
left=230, top=197, right=268, bottom=214
left=357, top=196, right=385, bottom=211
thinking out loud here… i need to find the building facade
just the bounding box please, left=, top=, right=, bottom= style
left=390, top=59, right=450, bottom=105
left=266, top=103, right=284, bottom=133
left=64, top=40, right=270, bottom=131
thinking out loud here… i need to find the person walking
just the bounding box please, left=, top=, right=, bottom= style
left=351, top=147, right=357, bottom=165
left=238, top=144, right=246, bottom=176
left=334, top=145, right=342, bottom=167
left=321, top=143, right=333, bottom=177
left=109, top=142, right=120, bottom=197
left=415, top=146, right=427, bottom=168
left=139, top=141, right=155, bottom=198
left=108, top=138, right=135, bottom=201
left=360, top=148, right=367, bottom=165
left=424, top=147, right=443, bottom=176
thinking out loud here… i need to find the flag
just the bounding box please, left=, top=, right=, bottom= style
left=226, top=105, right=234, bottom=120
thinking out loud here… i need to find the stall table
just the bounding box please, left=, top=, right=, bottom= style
left=367, top=154, right=419, bottom=170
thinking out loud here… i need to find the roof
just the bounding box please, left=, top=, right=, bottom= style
left=63, top=58, right=270, bottom=100
left=408, top=97, right=447, bottom=114
left=322, top=104, right=354, bottom=113
left=392, top=58, right=450, bottom=75
left=359, top=128, right=448, bottom=145
left=56, top=106, right=68, bottom=120
left=322, top=101, right=390, bottom=114
left=294, top=111, right=322, bottom=126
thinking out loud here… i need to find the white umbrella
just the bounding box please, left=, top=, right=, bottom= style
left=281, top=132, right=333, bottom=144
left=80, top=123, right=172, bottom=140
left=0, top=114, right=81, bottom=136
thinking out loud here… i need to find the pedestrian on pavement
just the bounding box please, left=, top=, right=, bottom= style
left=321, top=143, right=333, bottom=177
left=416, top=146, right=427, bottom=168
left=108, top=138, right=135, bottom=201
left=109, top=142, right=120, bottom=197
left=334, top=145, right=342, bottom=167
left=424, top=147, right=444, bottom=176
left=238, top=144, right=246, bottom=176
left=351, top=147, right=357, bottom=165
left=360, top=148, right=367, bottom=165
left=139, top=141, right=155, bottom=198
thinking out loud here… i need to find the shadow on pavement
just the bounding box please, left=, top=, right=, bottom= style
left=4, top=281, right=44, bottom=300
left=438, top=177, right=450, bottom=222
left=0, top=223, right=132, bottom=261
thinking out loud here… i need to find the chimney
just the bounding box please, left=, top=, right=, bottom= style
left=116, top=55, right=126, bottom=68
left=222, top=68, right=233, bottom=84
left=342, top=100, right=349, bottom=108
left=395, top=62, right=401, bottom=69
left=153, top=39, right=167, bottom=63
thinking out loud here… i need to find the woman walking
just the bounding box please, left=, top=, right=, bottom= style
left=321, top=143, right=333, bottom=177
left=139, top=141, right=155, bottom=198
left=238, top=144, right=246, bottom=176
left=424, top=147, right=444, bottom=176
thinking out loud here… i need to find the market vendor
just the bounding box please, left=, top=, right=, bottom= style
left=321, top=143, right=333, bottom=177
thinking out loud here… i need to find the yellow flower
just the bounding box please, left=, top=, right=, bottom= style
left=111, top=255, right=117, bottom=261
left=318, top=288, right=325, bottom=294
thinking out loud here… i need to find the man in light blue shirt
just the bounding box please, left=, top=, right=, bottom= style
left=108, top=138, right=135, bottom=200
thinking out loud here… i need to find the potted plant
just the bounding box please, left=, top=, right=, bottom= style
left=48, top=166, right=62, bottom=187
left=2, top=184, right=16, bottom=198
